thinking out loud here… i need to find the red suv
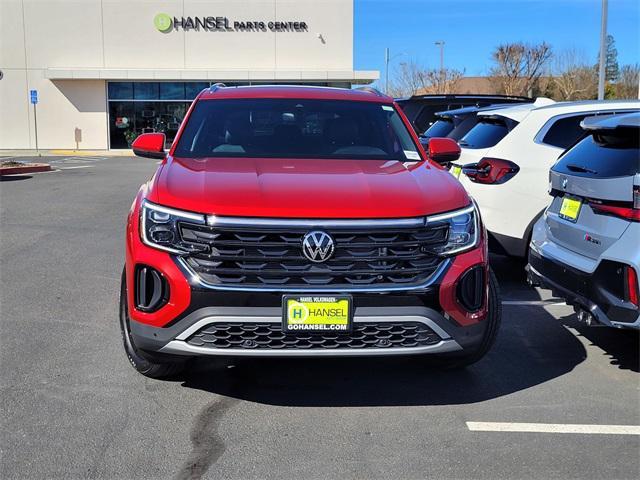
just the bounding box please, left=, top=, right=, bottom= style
left=121, top=85, right=501, bottom=378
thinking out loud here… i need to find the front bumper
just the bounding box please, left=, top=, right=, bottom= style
left=131, top=306, right=463, bottom=357
left=126, top=193, right=492, bottom=356
left=128, top=302, right=494, bottom=357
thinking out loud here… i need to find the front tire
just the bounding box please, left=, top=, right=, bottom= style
left=119, top=268, right=187, bottom=378
left=429, top=267, right=502, bottom=369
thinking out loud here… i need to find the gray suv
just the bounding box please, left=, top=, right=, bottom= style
left=527, top=112, right=640, bottom=329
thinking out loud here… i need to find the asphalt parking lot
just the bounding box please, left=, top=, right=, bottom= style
left=1, top=156, right=639, bottom=480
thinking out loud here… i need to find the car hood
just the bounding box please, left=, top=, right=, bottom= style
left=151, top=156, right=470, bottom=218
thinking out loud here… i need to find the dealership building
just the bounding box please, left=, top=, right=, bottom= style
left=0, top=0, right=377, bottom=150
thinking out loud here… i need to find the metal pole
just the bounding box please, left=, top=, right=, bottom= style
left=385, top=47, right=390, bottom=95
left=33, top=103, right=39, bottom=155
left=435, top=41, right=445, bottom=92
left=597, top=0, right=608, bottom=100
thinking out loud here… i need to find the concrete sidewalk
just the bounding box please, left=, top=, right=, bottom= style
left=0, top=149, right=133, bottom=158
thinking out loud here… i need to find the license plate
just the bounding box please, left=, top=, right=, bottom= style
left=559, top=195, right=582, bottom=222
left=283, top=295, right=352, bottom=333
left=450, top=165, right=462, bottom=179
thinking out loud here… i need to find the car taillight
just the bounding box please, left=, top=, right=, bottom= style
left=589, top=203, right=640, bottom=221
left=626, top=266, right=639, bottom=307
left=462, top=157, right=519, bottom=185
left=588, top=192, right=640, bottom=222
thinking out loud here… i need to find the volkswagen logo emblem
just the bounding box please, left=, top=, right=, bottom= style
left=302, top=231, right=335, bottom=263
left=562, top=177, right=568, bottom=189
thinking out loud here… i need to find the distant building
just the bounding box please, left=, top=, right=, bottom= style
left=0, top=0, right=377, bottom=150
left=415, top=76, right=555, bottom=97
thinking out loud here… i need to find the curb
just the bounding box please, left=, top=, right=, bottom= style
left=1, top=149, right=133, bottom=157
left=0, top=163, right=52, bottom=176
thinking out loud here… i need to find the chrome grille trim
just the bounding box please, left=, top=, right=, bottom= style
left=177, top=256, right=450, bottom=292
left=206, top=216, right=426, bottom=228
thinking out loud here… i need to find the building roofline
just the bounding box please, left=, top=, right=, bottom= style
left=43, top=68, right=379, bottom=83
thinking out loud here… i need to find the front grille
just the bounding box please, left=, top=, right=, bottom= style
left=179, top=221, right=448, bottom=289
left=186, top=322, right=442, bottom=350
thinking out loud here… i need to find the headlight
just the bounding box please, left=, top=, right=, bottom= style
left=140, top=200, right=207, bottom=254
left=426, top=203, right=479, bottom=256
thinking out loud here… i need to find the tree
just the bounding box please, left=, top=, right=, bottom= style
left=387, top=60, right=426, bottom=97
left=552, top=49, right=597, bottom=100
left=419, top=68, right=465, bottom=94
left=615, top=64, right=639, bottom=99
left=489, top=42, right=553, bottom=96
left=387, top=60, right=465, bottom=97
left=604, top=34, right=619, bottom=82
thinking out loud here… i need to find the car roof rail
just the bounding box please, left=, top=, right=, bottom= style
left=209, top=82, right=227, bottom=93
left=356, top=86, right=386, bottom=97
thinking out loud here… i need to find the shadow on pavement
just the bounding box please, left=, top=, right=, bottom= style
left=0, top=175, right=33, bottom=182
left=489, top=253, right=548, bottom=301
left=181, top=304, right=587, bottom=407
left=560, top=314, right=639, bottom=372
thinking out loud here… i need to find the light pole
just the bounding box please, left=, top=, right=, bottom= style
left=435, top=41, right=445, bottom=73
left=435, top=40, right=445, bottom=91
left=384, top=48, right=405, bottom=95
left=597, top=0, right=608, bottom=100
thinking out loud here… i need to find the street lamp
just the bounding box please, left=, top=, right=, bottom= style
left=435, top=41, right=445, bottom=73
left=384, top=48, right=406, bottom=95
left=435, top=41, right=445, bottom=90
left=597, top=0, right=608, bottom=100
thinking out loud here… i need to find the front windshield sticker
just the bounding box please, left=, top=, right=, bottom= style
left=404, top=150, right=421, bottom=160
left=382, top=105, right=394, bottom=111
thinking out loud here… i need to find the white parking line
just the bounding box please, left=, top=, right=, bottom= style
left=466, top=422, right=640, bottom=435
left=59, top=165, right=94, bottom=170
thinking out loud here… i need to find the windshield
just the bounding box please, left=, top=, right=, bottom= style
left=459, top=118, right=512, bottom=149
left=174, top=98, right=421, bottom=160
left=422, top=118, right=454, bottom=139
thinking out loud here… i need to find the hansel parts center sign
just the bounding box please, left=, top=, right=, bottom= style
left=154, top=13, right=308, bottom=32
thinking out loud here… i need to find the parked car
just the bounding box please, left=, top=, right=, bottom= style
left=419, top=100, right=545, bottom=149
left=396, top=94, right=532, bottom=135
left=527, top=112, right=640, bottom=329
left=121, top=85, right=501, bottom=378
left=454, top=100, right=640, bottom=257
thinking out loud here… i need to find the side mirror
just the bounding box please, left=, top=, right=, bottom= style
left=462, top=158, right=520, bottom=185
left=131, top=133, right=166, bottom=159
left=427, top=137, right=461, bottom=165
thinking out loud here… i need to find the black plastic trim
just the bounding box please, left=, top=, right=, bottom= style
left=457, top=265, right=485, bottom=312
left=135, top=265, right=169, bottom=313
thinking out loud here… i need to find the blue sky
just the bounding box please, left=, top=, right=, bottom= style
left=354, top=0, right=640, bottom=82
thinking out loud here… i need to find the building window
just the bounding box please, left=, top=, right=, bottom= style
left=107, top=81, right=224, bottom=149
left=107, top=81, right=331, bottom=149
left=107, top=82, right=133, bottom=100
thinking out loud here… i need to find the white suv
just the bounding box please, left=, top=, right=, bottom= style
left=451, top=100, right=640, bottom=257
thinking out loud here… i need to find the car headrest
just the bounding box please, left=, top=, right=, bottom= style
left=326, top=117, right=359, bottom=146
left=224, top=117, right=251, bottom=145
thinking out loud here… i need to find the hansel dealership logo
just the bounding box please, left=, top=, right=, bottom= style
left=154, top=13, right=308, bottom=32
left=154, top=13, right=173, bottom=33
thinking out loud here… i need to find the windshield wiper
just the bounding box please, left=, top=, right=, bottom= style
left=458, top=140, right=471, bottom=147
left=566, top=164, right=598, bottom=174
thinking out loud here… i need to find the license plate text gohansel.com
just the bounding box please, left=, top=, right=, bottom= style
left=284, top=296, right=351, bottom=332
